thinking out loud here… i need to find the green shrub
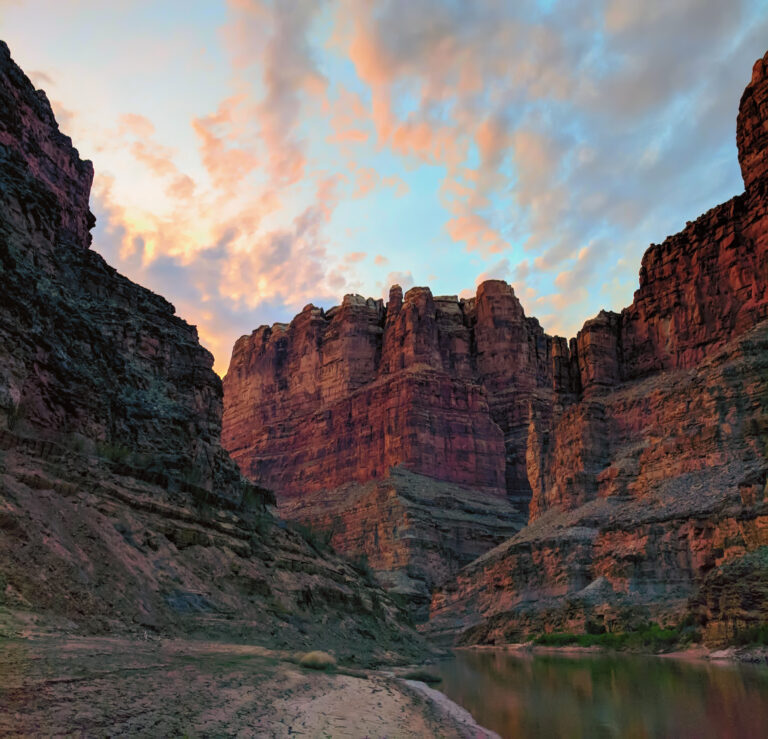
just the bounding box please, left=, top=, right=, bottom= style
left=291, top=521, right=334, bottom=553
left=95, top=441, right=132, bottom=464
left=350, top=553, right=376, bottom=583
left=734, top=624, right=768, bottom=646
left=240, top=482, right=275, bottom=511
left=533, top=621, right=701, bottom=652
left=534, top=632, right=580, bottom=647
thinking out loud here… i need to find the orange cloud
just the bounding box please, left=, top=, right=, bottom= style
left=191, top=96, right=258, bottom=192
left=445, top=211, right=507, bottom=254
left=119, top=113, right=155, bottom=139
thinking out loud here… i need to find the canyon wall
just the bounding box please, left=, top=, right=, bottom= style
left=224, top=281, right=576, bottom=507
left=223, top=279, right=576, bottom=610
left=225, top=51, right=768, bottom=639
left=429, top=50, right=768, bottom=644
left=0, top=40, right=425, bottom=661
left=0, top=40, right=246, bottom=503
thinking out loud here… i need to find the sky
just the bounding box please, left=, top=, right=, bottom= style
left=2, top=0, right=767, bottom=374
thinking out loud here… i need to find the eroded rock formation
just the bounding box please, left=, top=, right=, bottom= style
left=223, top=280, right=578, bottom=610
left=225, top=50, right=768, bottom=641
left=429, top=50, right=768, bottom=644
left=0, top=40, right=424, bottom=662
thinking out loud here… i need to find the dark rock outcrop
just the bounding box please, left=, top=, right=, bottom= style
left=0, top=40, right=425, bottom=661
left=0, top=40, right=243, bottom=503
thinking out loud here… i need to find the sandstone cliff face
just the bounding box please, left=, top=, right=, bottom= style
left=223, top=280, right=578, bottom=608
left=431, top=323, right=768, bottom=643
left=428, top=51, right=768, bottom=644
left=224, top=280, right=580, bottom=507
left=224, top=49, right=768, bottom=640
left=0, top=41, right=425, bottom=661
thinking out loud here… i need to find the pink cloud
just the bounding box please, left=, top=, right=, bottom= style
left=191, top=96, right=259, bottom=192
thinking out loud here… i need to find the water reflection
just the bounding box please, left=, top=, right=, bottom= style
left=434, top=649, right=768, bottom=739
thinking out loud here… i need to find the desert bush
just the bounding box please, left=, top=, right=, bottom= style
left=299, top=650, right=337, bottom=670
left=533, top=621, right=699, bottom=651
left=733, top=623, right=768, bottom=646
left=95, top=441, right=132, bottom=464
left=350, top=553, right=376, bottom=584
left=240, top=481, right=276, bottom=511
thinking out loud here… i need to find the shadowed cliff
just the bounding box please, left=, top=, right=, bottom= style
left=0, top=40, right=427, bottom=663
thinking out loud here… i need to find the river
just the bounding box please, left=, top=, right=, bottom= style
left=433, top=649, right=768, bottom=738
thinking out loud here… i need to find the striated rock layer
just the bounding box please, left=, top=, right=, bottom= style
left=223, top=282, right=576, bottom=507
left=429, top=50, right=768, bottom=645
left=225, top=50, right=768, bottom=640
left=0, top=41, right=425, bottom=661
left=223, top=281, right=573, bottom=606
left=279, top=467, right=523, bottom=619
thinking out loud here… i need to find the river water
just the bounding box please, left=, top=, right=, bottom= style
left=433, top=649, right=768, bottom=739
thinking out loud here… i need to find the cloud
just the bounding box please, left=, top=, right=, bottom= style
left=223, top=0, right=327, bottom=186
left=119, top=113, right=155, bottom=139
left=91, top=168, right=347, bottom=373
left=330, top=0, right=768, bottom=327
left=191, top=96, right=259, bottom=193
left=350, top=165, right=409, bottom=199
left=379, top=270, right=414, bottom=300
left=28, top=69, right=53, bottom=86
left=30, top=0, right=766, bottom=374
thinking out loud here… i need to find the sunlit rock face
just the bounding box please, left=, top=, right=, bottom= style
left=225, top=49, right=768, bottom=636
left=222, top=281, right=580, bottom=609
left=429, top=50, right=768, bottom=644
left=738, top=49, right=768, bottom=193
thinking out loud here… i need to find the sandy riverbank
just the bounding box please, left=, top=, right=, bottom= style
left=0, top=635, right=497, bottom=737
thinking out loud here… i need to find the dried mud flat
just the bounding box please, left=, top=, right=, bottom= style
left=0, top=634, right=496, bottom=737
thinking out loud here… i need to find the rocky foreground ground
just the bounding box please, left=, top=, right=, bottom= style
left=0, top=627, right=495, bottom=738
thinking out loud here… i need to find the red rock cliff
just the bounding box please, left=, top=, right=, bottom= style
left=429, top=50, right=768, bottom=643
left=224, top=281, right=576, bottom=507
left=222, top=282, right=569, bottom=612
left=225, top=50, right=768, bottom=634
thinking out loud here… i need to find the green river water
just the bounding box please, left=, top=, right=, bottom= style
left=433, top=649, right=768, bottom=738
